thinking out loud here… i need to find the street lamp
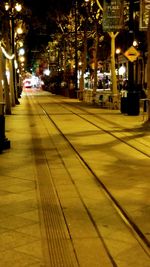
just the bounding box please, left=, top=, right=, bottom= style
left=133, top=39, right=138, bottom=47
left=18, top=47, right=25, bottom=56
left=4, top=0, right=22, bottom=105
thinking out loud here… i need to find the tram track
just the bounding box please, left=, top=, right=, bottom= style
left=61, top=101, right=150, bottom=158
left=28, top=93, right=150, bottom=266
left=34, top=97, right=150, bottom=256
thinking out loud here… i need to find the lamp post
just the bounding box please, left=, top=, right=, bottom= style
left=116, top=48, right=121, bottom=88
left=5, top=0, right=22, bottom=105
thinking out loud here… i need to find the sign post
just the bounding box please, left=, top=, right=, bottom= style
left=102, top=0, right=124, bottom=109
left=125, top=2, right=140, bottom=115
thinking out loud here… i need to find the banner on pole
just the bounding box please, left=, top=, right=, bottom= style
left=102, top=0, right=124, bottom=32
left=139, top=0, right=150, bottom=30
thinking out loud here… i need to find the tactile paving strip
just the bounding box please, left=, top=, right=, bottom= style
left=32, top=125, right=79, bottom=267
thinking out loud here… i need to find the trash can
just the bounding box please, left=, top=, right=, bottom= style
left=127, top=91, right=140, bottom=116
left=120, top=97, right=128, bottom=113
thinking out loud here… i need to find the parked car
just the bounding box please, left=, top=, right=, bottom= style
left=23, top=78, right=32, bottom=88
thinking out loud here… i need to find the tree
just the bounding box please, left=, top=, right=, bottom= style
left=146, top=19, right=150, bottom=122
left=78, top=0, right=104, bottom=102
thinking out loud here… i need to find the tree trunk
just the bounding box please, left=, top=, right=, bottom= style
left=79, top=29, right=87, bottom=100
left=109, top=32, right=119, bottom=109
left=147, top=19, right=150, bottom=121
left=0, top=47, right=4, bottom=103
left=9, top=59, right=15, bottom=107
left=2, top=51, right=11, bottom=114
left=93, top=25, right=99, bottom=103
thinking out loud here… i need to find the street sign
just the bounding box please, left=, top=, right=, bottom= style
left=124, top=46, right=140, bottom=62
left=140, top=0, right=150, bottom=30
left=102, top=0, right=124, bottom=32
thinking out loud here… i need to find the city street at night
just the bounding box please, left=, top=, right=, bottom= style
left=0, top=1, right=150, bottom=266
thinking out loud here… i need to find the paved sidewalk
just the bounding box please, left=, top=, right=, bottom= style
left=0, top=96, right=46, bottom=266
left=0, top=90, right=149, bottom=267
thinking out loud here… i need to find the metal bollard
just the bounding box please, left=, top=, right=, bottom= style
left=0, top=102, right=10, bottom=152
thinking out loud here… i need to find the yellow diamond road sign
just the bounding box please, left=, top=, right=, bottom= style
left=124, top=46, right=140, bottom=62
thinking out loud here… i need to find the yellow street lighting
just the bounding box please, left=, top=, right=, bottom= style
left=18, top=48, right=25, bottom=56
left=133, top=40, right=138, bottom=47
left=116, top=48, right=121, bottom=55
left=19, top=56, right=25, bottom=63
left=78, top=61, right=82, bottom=67
left=16, top=27, right=23, bottom=35
left=4, top=2, right=10, bottom=11
left=5, top=2, right=22, bottom=12
left=15, top=3, right=22, bottom=12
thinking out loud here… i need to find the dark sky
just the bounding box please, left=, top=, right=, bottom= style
left=24, top=0, right=73, bottom=17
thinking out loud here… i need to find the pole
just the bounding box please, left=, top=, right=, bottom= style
left=127, top=1, right=139, bottom=115
left=128, top=1, right=134, bottom=88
